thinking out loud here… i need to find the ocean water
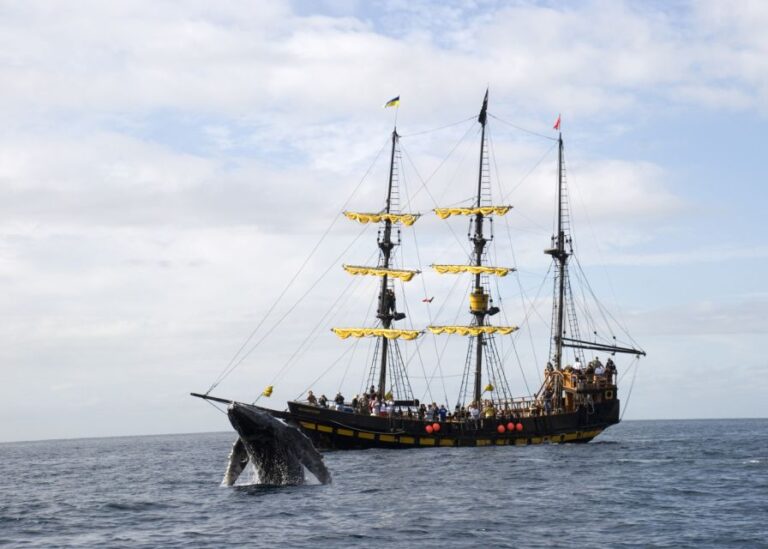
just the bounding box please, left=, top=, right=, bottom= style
left=1, top=419, right=766, bottom=548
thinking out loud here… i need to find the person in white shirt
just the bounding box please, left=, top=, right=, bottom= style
left=595, top=362, right=605, bottom=376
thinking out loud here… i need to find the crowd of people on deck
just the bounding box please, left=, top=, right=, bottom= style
left=303, top=385, right=528, bottom=424
left=303, top=356, right=618, bottom=421
left=547, top=356, right=617, bottom=387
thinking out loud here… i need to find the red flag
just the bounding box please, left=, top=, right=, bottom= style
left=422, top=297, right=434, bottom=303
left=553, top=114, right=561, bottom=131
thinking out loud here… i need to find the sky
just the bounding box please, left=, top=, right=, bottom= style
left=1, top=0, right=767, bottom=442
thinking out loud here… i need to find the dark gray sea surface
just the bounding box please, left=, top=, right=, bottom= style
left=1, top=419, right=766, bottom=548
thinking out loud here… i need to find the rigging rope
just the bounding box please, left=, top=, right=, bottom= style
left=399, top=115, right=477, bottom=138
left=488, top=113, right=558, bottom=142
left=356, top=274, right=382, bottom=397
left=209, top=223, right=371, bottom=394
left=400, top=168, right=445, bottom=405
left=620, top=357, right=640, bottom=421
left=260, top=247, right=378, bottom=403
left=572, top=255, right=644, bottom=351
left=205, top=136, right=391, bottom=394
left=420, top=277, right=472, bottom=403
left=296, top=344, right=357, bottom=401
left=499, top=141, right=558, bottom=205
left=488, top=128, right=543, bottom=390
left=562, top=145, right=644, bottom=353
left=400, top=145, right=471, bottom=258
left=401, top=121, right=477, bottom=206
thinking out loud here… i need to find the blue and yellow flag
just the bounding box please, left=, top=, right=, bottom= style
left=383, top=96, right=400, bottom=108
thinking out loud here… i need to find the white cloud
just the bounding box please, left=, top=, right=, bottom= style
left=1, top=0, right=766, bottom=440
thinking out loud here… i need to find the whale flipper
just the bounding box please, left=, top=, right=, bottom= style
left=222, top=437, right=249, bottom=486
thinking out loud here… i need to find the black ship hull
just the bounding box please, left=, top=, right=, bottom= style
left=236, top=398, right=619, bottom=450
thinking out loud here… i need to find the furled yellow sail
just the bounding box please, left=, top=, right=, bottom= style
left=343, top=211, right=420, bottom=226
left=343, top=265, right=420, bottom=282
left=433, top=206, right=512, bottom=219
left=427, top=325, right=518, bottom=336
left=332, top=328, right=422, bottom=340
left=431, top=264, right=514, bottom=277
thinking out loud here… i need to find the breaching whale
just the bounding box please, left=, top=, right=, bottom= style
left=223, top=401, right=331, bottom=486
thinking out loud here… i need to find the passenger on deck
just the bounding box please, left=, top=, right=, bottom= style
left=334, top=392, right=345, bottom=411
left=351, top=395, right=359, bottom=411
left=576, top=370, right=586, bottom=391
left=425, top=404, right=435, bottom=422
left=595, top=361, right=605, bottom=376
left=360, top=394, right=370, bottom=414
left=483, top=401, right=496, bottom=420
left=573, top=357, right=582, bottom=371
left=418, top=403, right=426, bottom=420
left=370, top=398, right=381, bottom=416
left=546, top=361, right=554, bottom=373
left=368, top=385, right=376, bottom=400
left=543, top=388, right=553, bottom=415
left=307, top=391, right=318, bottom=406
left=468, top=402, right=480, bottom=428
left=319, top=394, right=328, bottom=408
left=438, top=404, right=448, bottom=422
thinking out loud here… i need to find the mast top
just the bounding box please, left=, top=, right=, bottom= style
left=478, top=88, right=489, bottom=126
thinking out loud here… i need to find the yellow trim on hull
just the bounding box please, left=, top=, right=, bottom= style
left=295, top=421, right=604, bottom=446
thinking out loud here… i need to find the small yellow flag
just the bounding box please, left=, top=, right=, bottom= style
left=483, top=383, right=494, bottom=393
left=262, top=385, right=273, bottom=397
left=384, top=391, right=393, bottom=401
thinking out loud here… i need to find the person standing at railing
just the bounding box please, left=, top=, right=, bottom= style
left=543, top=387, right=553, bottom=415
left=605, top=358, right=616, bottom=385
left=595, top=361, right=606, bottom=386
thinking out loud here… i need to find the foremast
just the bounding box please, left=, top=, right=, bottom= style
left=333, top=124, right=422, bottom=401
left=429, top=90, right=519, bottom=407
left=376, top=128, right=400, bottom=398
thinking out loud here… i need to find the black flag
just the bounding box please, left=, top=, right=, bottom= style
left=478, top=89, right=488, bottom=125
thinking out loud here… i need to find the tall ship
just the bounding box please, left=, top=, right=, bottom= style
left=193, top=91, right=645, bottom=450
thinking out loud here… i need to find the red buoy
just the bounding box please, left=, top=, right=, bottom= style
left=432, top=423, right=441, bottom=432
left=425, top=425, right=434, bottom=434
left=507, top=422, right=515, bottom=432
left=497, top=424, right=506, bottom=433
left=516, top=422, right=524, bottom=432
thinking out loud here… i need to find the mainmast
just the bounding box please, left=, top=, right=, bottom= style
left=471, top=91, right=490, bottom=404
left=428, top=89, right=519, bottom=408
